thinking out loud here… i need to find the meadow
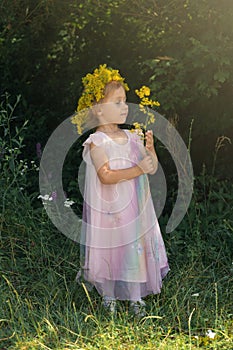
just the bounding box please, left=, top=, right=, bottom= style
left=0, top=97, right=233, bottom=349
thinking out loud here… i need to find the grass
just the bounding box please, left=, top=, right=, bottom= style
left=0, top=174, right=233, bottom=349
left=0, top=96, right=232, bottom=348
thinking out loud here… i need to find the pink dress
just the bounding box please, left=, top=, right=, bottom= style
left=79, top=129, right=169, bottom=301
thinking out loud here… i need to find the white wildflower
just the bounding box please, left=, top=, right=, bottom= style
left=64, top=199, right=75, bottom=207
left=192, top=293, right=200, bottom=297
left=38, top=194, right=52, bottom=201
left=206, top=329, right=216, bottom=339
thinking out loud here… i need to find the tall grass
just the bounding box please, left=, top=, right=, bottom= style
left=0, top=96, right=232, bottom=349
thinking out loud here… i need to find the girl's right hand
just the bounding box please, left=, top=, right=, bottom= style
left=138, top=155, right=155, bottom=174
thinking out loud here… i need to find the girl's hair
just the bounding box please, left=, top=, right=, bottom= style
left=102, top=80, right=126, bottom=101
left=85, top=80, right=126, bottom=129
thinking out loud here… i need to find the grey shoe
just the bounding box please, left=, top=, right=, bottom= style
left=130, top=300, right=146, bottom=317
left=102, top=296, right=116, bottom=314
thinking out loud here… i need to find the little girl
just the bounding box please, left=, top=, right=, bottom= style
left=75, top=66, right=169, bottom=316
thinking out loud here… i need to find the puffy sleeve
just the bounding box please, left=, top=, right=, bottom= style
left=82, top=132, right=104, bottom=147
left=82, top=132, right=105, bottom=163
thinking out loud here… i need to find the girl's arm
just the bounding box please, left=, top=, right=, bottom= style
left=90, top=142, right=154, bottom=185
left=145, top=130, right=158, bottom=175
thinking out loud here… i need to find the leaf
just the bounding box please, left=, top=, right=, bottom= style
left=9, top=158, right=15, bottom=173
left=213, top=71, right=229, bottom=83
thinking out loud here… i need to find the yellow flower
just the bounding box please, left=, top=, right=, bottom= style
left=135, top=85, right=151, bottom=98
left=130, top=85, right=159, bottom=136
left=135, top=86, right=160, bottom=108
left=71, top=109, right=88, bottom=135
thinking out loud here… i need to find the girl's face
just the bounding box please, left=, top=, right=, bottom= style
left=98, top=86, right=128, bottom=125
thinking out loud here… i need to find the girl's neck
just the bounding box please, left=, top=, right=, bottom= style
left=97, top=124, right=120, bottom=133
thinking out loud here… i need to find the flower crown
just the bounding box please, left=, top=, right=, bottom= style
left=77, top=64, right=129, bottom=111
left=71, top=64, right=160, bottom=134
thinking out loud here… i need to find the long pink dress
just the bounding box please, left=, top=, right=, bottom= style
left=79, top=129, right=169, bottom=301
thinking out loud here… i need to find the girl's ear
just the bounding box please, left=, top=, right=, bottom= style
left=91, top=104, right=102, bottom=117
left=97, top=109, right=103, bottom=117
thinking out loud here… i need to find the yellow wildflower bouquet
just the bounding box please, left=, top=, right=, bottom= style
left=71, top=64, right=159, bottom=135
left=134, top=85, right=160, bottom=134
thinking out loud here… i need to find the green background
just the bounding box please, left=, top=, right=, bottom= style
left=1, top=0, right=232, bottom=180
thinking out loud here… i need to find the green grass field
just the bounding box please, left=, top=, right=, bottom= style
left=0, top=173, right=232, bottom=349
left=1, top=98, right=232, bottom=348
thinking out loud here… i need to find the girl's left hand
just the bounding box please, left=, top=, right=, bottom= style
left=145, top=130, right=154, bottom=152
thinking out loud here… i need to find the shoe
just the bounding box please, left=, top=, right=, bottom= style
left=102, top=296, right=116, bottom=314
left=130, top=300, right=146, bottom=317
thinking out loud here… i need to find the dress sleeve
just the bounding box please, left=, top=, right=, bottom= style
left=82, top=132, right=104, bottom=147
left=82, top=132, right=105, bottom=164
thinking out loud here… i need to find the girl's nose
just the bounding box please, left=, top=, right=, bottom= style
left=122, top=101, right=128, bottom=109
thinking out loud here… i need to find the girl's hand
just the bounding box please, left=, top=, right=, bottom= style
left=138, top=155, right=155, bottom=174
left=145, top=130, right=155, bottom=152
left=142, top=130, right=158, bottom=175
